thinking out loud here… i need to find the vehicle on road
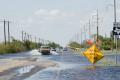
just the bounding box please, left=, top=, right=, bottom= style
left=51, top=48, right=56, bottom=51
left=63, top=47, right=68, bottom=51
left=39, top=46, right=51, bottom=55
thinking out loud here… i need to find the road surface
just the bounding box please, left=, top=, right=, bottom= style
left=0, top=49, right=120, bottom=80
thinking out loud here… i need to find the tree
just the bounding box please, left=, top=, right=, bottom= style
left=47, top=42, right=60, bottom=48
left=68, top=41, right=81, bottom=48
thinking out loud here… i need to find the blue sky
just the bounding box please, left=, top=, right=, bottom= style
left=0, top=0, right=120, bottom=46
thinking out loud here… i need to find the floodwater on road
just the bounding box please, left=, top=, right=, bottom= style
left=0, top=49, right=120, bottom=80
left=23, top=50, right=120, bottom=80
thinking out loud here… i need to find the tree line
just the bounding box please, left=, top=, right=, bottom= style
left=0, top=38, right=60, bottom=54
left=68, top=35, right=120, bottom=50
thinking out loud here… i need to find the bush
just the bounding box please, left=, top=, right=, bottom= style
left=0, top=44, right=7, bottom=54
left=0, top=39, right=60, bottom=54
left=102, top=45, right=111, bottom=50
left=68, top=41, right=81, bottom=48
left=0, top=41, right=26, bottom=54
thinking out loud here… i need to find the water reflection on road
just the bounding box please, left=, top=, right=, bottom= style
left=24, top=50, right=120, bottom=80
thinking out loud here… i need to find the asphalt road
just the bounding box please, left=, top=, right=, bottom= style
left=24, top=49, right=120, bottom=80
left=0, top=49, right=120, bottom=80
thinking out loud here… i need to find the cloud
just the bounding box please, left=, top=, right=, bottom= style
left=49, top=9, right=67, bottom=17
left=49, top=10, right=60, bottom=16
left=31, top=9, right=77, bottom=24
left=27, top=17, right=33, bottom=23
left=16, top=9, right=82, bottom=45
left=34, top=9, right=47, bottom=15
left=34, top=9, right=68, bottom=18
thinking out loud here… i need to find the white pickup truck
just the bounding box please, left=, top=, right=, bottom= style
left=39, top=46, right=51, bottom=55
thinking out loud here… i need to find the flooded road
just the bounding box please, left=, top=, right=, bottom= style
left=24, top=50, right=120, bottom=80
left=0, top=50, right=120, bottom=80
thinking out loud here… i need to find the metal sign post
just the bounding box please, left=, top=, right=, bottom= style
left=115, top=36, right=118, bottom=65
left=113, top=22, right=120, bottom=65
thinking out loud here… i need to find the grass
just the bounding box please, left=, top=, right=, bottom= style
left=0, top=40, right=37, bottom=54
left=0, top=42, right=26, bottom=54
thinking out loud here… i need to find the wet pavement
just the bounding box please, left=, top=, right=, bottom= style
left=0, top=50, right=120, bottom=80
left=24, top=50, right=120, bottom=80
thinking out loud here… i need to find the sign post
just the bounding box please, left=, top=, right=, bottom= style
left=113, top=22, right=120, bottom=65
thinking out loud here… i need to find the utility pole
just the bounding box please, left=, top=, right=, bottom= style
left=113, top=0, right=118, bottom=65
left=22, top=31, right=24, bottom=42
left=114, top=0, right=117, bottom=23
left=4, top=20, right=7, bottom=45
left=27, top=34, right=30, bottom=42
left=0, top=20, right=11, bottom=45
left=24, top=32, right=27, bottom=41
left=35, top=37, right=36, bottom=43
left=89, top=20, right=91, bottom=39
left=113, top=0, right=117, bottom=44
left=35, top=37, right=38, bottom=48
left=81, top=29, right=83, bottom=44
left=77, top=33, right=80, bottom=43
left=30, top=35, right=32, bottom=42
left=0, top=20, right=7, bottom=45
left=84, top=25, right=86, bottom=42
left=6, top=21, right=11, bottom=43
left=96, top=10, right=99, bottom=43
left=74, top=34, right=76, bottom=42
left=39, top=38, right=40, bottom=44
left=38, top=38, right=41, bottom=50
left=84, top=26, right=87, bottom=48
left=7, top=21, right=11, bottom=43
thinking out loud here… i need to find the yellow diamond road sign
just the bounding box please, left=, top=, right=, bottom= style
left=83, top=44, right=104, bottom=64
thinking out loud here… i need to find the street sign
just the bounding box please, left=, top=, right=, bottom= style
left=113, top=22, right=120, bottom=36
left=83, top=44, right=104, bottom=64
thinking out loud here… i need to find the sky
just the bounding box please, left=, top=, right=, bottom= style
left=0, top=0, right=120, bottom=46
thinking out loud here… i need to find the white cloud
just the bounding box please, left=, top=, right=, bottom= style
left=15, top=9, right=82, bottom=46
left=49, top=10, right=60, bottom=16
left=34, top=9, right=47, bottom=15
left=27, top=17, right=33, bottom=23
left=34, top=9, right=68, bottom=18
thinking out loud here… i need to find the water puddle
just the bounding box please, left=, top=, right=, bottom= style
left=16, top=65, right=35, bottom=76
left=23, top=61, right=120, bottom=80
left=23, top=62, right=78, bottom=80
